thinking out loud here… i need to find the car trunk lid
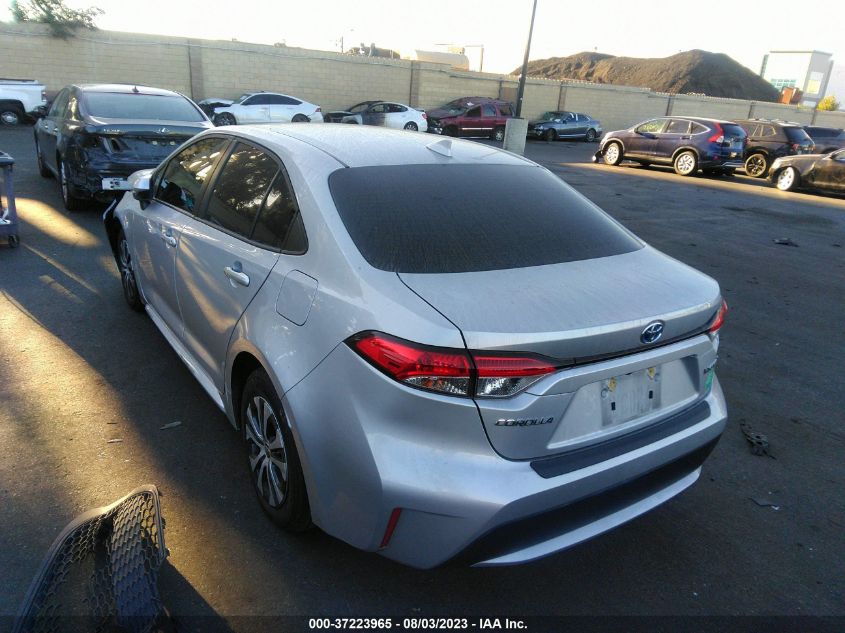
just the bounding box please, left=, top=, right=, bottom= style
left=398, top=247, right=722, bottom=459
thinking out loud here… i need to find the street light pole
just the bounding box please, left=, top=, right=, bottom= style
left=514, top=0, right=538, bottom=118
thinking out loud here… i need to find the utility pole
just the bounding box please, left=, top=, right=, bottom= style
left=514, top=0, right=538, bottom=118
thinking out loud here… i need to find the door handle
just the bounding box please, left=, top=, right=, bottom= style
left=224, top=263, right=250, bottom=287
left=681, top=136, right=690, bottom=140
left=160, top=233, right=177, bottom=247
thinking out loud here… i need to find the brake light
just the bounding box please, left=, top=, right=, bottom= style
left=379, top=508, right=402, bottom=549
left=708, top=123, right=724, bottom=145
left=422, top=112, right=427, bottom=119
left=348, top=332, right=559, bottom=398
left=709, top=300, right=728, bottom=333
left=316, top=107, right=321, bottom=112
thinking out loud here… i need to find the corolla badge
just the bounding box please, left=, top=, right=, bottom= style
left=157, top=127, right=169, bottom=134
left=641, top=321, right=665, bottom=344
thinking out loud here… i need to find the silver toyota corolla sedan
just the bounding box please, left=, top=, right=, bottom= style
left=103, top=124, right=728, bottom=568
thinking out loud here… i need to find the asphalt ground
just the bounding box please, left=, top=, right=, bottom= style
left=0, top=125, right=843, bottom=628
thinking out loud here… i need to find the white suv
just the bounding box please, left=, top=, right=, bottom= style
left=212, top=92, right=323, bottom=126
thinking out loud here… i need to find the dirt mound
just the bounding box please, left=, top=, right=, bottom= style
left=515, top=50, right=779, bottom=102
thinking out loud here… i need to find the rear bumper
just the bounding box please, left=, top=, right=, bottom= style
left=282, top=343, right=728, bottom=569
left=69, top=157, right=163, bottom=198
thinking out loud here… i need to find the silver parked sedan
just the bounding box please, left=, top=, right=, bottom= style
left=104, top=125, right=728, bottom=568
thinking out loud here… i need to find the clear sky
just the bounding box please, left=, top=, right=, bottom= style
left=3, top=0, right=842, bottom=74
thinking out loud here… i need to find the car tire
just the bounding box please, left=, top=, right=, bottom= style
left=291, top=114, right=309, bottom=123
left=744, top=152, right=769, bottom=178
left=493, top=126, right=505, bottom=142
left=603, top=142, right=623, bottom=166
left=775, top=166, right=800, bottom=192
left=35, top=138, right=51, bottom=178
left=0, top=105, right=23, bottom=126
left=116, top=228, right=144, bottom=312
left=403, top=121, right=418, bottom=131
left=58, top=158, right=85, bottom=212
left=241, top=369, right=312, bottom=532
left=213, top=113, right=236, bottom=126
left=673, top=150, right=698, bottom=176
left=585, top=128, right=597, bottom=143
left=544, top=129, right=557, bottom=142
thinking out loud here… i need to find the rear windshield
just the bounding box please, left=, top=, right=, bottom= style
left=328, top=164, right=642, bottom=273
left=83, top=92, right=205, bottom=121
left=784, top=127, right=813, bottom=143
left=721, top=124, right=746, bottom=139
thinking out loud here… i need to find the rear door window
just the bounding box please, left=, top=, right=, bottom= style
left=666, top=120, right=691, bottom=134
left=49, top=89, right=69, bottom=118
left=155, top=137, right=229, bottom=216
left=252, top=171, right=307, bottom=253
left=482, top=104, right=496, bottom=117
left=203, top=143, right=279, bottom=239
left=329, top=164, right=642, bottom=273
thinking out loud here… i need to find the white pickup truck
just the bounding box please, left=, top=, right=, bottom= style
left=0, top=78, right=48, bottom=125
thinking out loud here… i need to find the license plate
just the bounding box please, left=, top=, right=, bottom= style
left=102, top=178, right=130, bottom=191
left=601, top=367, right=661, bottom=427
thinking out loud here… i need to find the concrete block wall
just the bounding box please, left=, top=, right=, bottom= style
left=669, top=95, right=752, bottom=121
left=0, top=23, right=192, bottom=96
left=560, top=83, right=671, bottom=131
left=2, top=22, right=845, bottom=132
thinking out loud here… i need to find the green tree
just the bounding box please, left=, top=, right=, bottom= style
left=817, top=95, right=840, bottom=111
left=11, top=0, right=102, bottom=38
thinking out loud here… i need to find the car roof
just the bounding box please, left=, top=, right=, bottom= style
left=74, top=84, right=184, bottom=97
left=665, top=116, right=740, bottom=124
left=230, top=124, right=534, bottom=169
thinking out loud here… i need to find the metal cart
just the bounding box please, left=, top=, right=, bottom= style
left=0, top=151, right=19, bottom=248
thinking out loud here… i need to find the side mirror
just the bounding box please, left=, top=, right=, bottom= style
left=129, top=169, right=154, bottom=208
left=32, top=105, right=48, bottom=119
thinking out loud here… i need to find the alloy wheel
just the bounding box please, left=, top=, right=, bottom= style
left=604, top=144, right=619, bottom=164
left=777, top=167, right=796, bottom=191
left=676, top=152, right=696, bottom=175
left=245, top=396, right=289, bottom=508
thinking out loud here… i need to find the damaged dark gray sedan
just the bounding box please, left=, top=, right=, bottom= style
left=33, top=83, right=212, bottom=211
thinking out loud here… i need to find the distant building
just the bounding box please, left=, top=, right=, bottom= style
left=823, top=64, right=845, bottom=110
left=759, top=50, right=833, bottom=107
left=403, top=49, right=470, bottom=70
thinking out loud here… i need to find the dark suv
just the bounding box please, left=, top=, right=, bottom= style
left=803, top=126, right=845, bottom=154
left=34, top=84, right=212, bottom=210
left=594, top=116, right=747, bottom=176
left=734, top=119, right=815, bottom=178
left=426, top=97, right=513, bottom=141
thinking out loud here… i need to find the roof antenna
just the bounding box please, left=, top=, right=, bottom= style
left=426, top=138, right=453, bottom=157
left=132, top=85, right=140, bottom=93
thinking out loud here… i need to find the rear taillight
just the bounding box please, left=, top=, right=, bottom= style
left=41, top=89, right=47, bottom=102
left=348, top=332, right=559, bottom=398
left=422, top=112, right=427, bottom=119
left=473, top=354, right=557, bottom=397
left=315, top=107, right=321, bottom=112
left=708, top=123, right=724, bottom=145
left=708, top=300, right=728, bottom=334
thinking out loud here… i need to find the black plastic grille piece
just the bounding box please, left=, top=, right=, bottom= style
left=14, top=485, right=168, bottom=633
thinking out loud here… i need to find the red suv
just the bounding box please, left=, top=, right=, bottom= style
left=426, top=97, right=513, bottom=141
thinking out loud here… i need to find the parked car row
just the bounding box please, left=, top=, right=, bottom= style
left=594, top=115, right=845, bottom=196
left=324, top=100, right=428, bottom=131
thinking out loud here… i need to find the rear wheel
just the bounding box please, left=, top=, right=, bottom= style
left=241, top=369, right=311, bottom=532
left=403, top=121, right=418, bottom=131
left=58, top=159, right=85, bottom=212
left=673, top=150, right=698, bottom=176
left=117, top=229, right=144, bottom=311
left=493, top=126, right=505, bottom=142
left=603, top=142, right=623, bottom=166
left=585, top=128, right=597, bottom=143
left=544, top=128, right=557, bottom=142
left=744, top=152, right=769, bottom=178
left=291, top=114, right=309, bottom=123
left=213, top=112, right=236, bottom=126
left=0, top=105, right=23, bottom=126
left=775, top=166, right=799, bottom=191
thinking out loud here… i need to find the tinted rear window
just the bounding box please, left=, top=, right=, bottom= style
left=329, top=164, right=642, bottom=274
left=721, top=124, right=746, bottom=138
left=83, top=92, right=205, bottom=121
left=784, top=127, right=813, bottom=143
